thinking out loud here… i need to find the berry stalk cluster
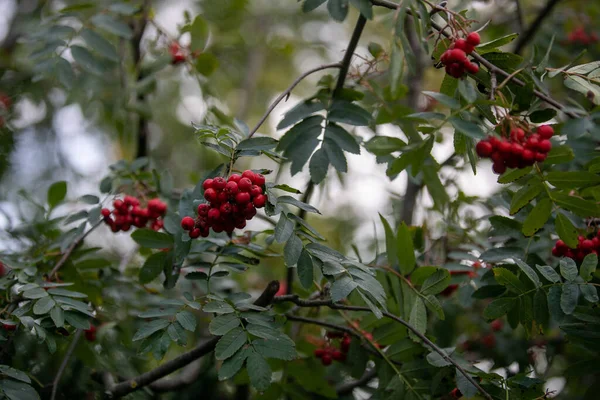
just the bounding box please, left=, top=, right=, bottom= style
left=552, top=234, right=600, bottom=263
left=475, top=124, right=554, bottom=175
left=314, top=331, right=352, bottom=366
left=181, top=170, right=268, bottom=238
left=101, top=196, right=167, bottom=232
left=440, top=32, right=480, bottom=78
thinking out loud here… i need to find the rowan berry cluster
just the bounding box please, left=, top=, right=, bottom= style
left=552, top=234, right=600, bottom=263
left=475, top=124, right=555, bottom=175
left=314, top=331, right=352, bottom=366
left=440, top=32, right=481, bottom=78
left=101, top=196, right=167, bottom=232
left=181, top=170, right=268, bottom=238
left=567, top=27, right=599, bottom=45
left=169, top=42, right=186, bottom=64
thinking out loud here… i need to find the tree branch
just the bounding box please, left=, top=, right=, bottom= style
left=335, top=368, right=377, bottom=395
left=274, top=295, right=493, bottom=400
left=148, top=360, right=203, bottom=392
left=248, top=63, right=342, bottom=138
left=513, top=0, right=562, bottom=55
left=104, top=281, right=280, bottom=397
left=49, top=219, right=103, bottom=279
left=132, top=0, right=152, bottom=159
left=370, top=0, right=577, bottom=119
left=50, top=329, right=83, bottom=400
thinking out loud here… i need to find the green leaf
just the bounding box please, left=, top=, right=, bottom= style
left=476, top=33, right=519, bottom=54
left=328, top=100, right=371, bottom=126
left=327, top=0, right=349, bottom=22
left=493, top=268, right=527, bottom=293
left=515, top=259, right=541, bottom=287
left=71, top=45, right=106, bottom=75
left=277, top=101, right=324, bottom=130
left=421, top=269, right=450, bottom=295
left=323, top=138, right=347, bottom=173
left=324, top=123, right=360, bottom=154
left=139, top=252, right=168, bottom=284
left=252, top=337, right=296, bottom=360
left=423, top=91, right=460, bottom=109
left=167, top=322, right=187, bottom=345
left=203, top=301, right=235, bottom=314
left=303, top=0, right=328, bottom=12
left=472, top=285, right=506, bottom=299
left=423, top=294, right=445, bottom=320
left=380, top=214, right=397, bottom=269
left=522, top=197, right=552, bottom=236
left=247, top=351, right=272, bottom=391
left=535, top=265, right=561, bottom=283
left=529, top=109, right=557, bottom=123
left=553, top=193, right=600, bottom=217
left=390, top=40, right=404, bottom=99
left=109, top=3, right=139, bottom=14
left=175, top=311, right=196, bottom=332
left=309, top=148, right=329, bottom=183
left=0, top=366, right=31, bottom=383
left=397, top=222, right=416, bottom=275
left=237, top=137, right=278, bottom=151
left=215, top=327, right=247, bottom=360
left=458, top=79, right=477, bottom=103
left=555, top=212, right=579, bottom=248
left=218, top=348, right=249, bottom=380
left=560, top=258, right=579, bottom=281
left=0, top=379, right=40, bottom=400
left=580, top=253, right=598, bottom=282
left=365, top=136, right=406, bottom=156
left=91, top=14, right=133, bottom=38
left=277, top=196, right=320, bottom=214
left=47, top=181, right=67, bottom=208
left=33, top=297, right=55, bottom=315
left=510, top=179, right=543, bottom=215
left=23, top=287, right=48, bottom=299
left=349, top=0, right=373, bottom=19
left=277, top=116, right=323, bottom=151
left=483, top=297, right=517, bottom=320
left=246, top=324, right=284, bottom=340
left=456, top=369, right=478, bottom=399
left=533, top=289, right=549, bottom=330
left=194, top=52, right=219, bottom=76
left=330, top=275, right=358, bottom=302
left=283, top=234, right=303, bottom=267
left=80, top=28, right=118, bottom=61
left=546, top=171, right=600, bottom=189
left=560, top=283, right=579, bottom=314
left=50, top=306, right=65, bottom=327
left=425, top=348, right=454, bottom=367
left=408, top=297, right=427, bottom=341
left=64, top=311, right=90, bottom=330
left=580, top=284, right=599, bottom=303
left=274, top=213, right=294, bottom=244
left=564, top=76, right=600, bottom=105
left=386, top=152, right=415, bottom=176
left=497, top=167, right=532, bottom=184
left=545, top=146, right=574, bottom=164
left=423, top=165, right=450, bottom=210
left=449, top=118, right=485, bottom=139
left=209, top=314, right=240, bottom=335
left=297, top=249, right=314, bottom=289
left=132, top=319, right=170, bottom=341
left=131, top=229, right=174, bottom=249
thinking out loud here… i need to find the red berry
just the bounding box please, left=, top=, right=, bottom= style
left=341, top=336, right=351, bottom=353
left=445, top=63, right=464, bottom=78
left=465, top=61, right=479, bottom=74
left=490, top=319, right=503, bottom=332
left=204, top=188, right=217, bottom=202
left=2, top=322, right=17, bottom=331
left=228, top=174, right=241, bottom=183
left=242, top=170, right=256, bottom=181
left=101, top=208, right=111, bottom=217
left=253, top=194, right=267, bottom=208
left=244, top=203, right=257, bottom=220
left=235, top=219, right=246, bottom=229
left=84, top=325, right=97, bottom=341
left=208, top=208, right=221, bottom=221
left=113, top=199, right=124, bottom=210
left=498, top=140, right=512, bottom=154
left=492, top=161, right=507, bottom=175
left=453, top=38, right=469, bottom=52
left=447, top=49, right=467, bottom=62
left=235, top=192, right=251, bottom=204
left=466, top=32, right=481, bottom=46
left=225, top=181, right=239, bottom=196
left=526, top=136, right=539, bottom=150
left=198, top=204, right=210, bottom=216
left=314, top=349, right=325, bottom=358
left=326, top=331, right=343, bottom=339
left=217, top=192, right=228, bottom=204
left=181, top=216, right=195, bottom=231
left=249, top=185, right=263, bottom=197
left=220, top=203, right=232, bottom=215
left=552, top=247, right=561, bottom=257
left=581, top=239, right=594, bottom=251
left=522, top=149, right=535, bottom=164
left=537, top=125, right=554, bottom=139
left=253, top=173, right=266, bottom=186
left=212, top=177, right=227, bottom=190
left=441, top=284, right=459, bottom=297
left=475, top=140, right=493, bottom=157
left=511, top=143, right=524, bottom=156
left=189, top=228, right=201, bottom=239
left=450, top=388, right=463, bottom=399
left=332, top=350, right=346, bottom=361
left=203, top=179, right=214, bottom=190
left=481, top=333, right=496, bottom=348
left=538, top=139, right=552, bottom=153
left=321, top=354, right=332, bottom=366
left=535, top=152, right=547, bottom=162
left=238, top=178, right=253, bottom=192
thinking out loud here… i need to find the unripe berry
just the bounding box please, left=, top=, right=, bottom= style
left=181, top=216, right=195, bottom=231
left=475, top=141, right=493, bottom=157
left=235, top=192, right=251, bottom=204
left=189, top=228, right=201, bottom=239
left=204, top=188, right=217, bottom=203
left=466, top=32, right=481, bottom=46
left=203, top=179, right=214, bottom=190
left=537, top=125, right=554, bottom=139
left=238, top=178, right=253, bottom=192
left=213, top=177, right=227, bottom=190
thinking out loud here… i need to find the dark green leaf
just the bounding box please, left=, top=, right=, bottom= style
left=349, top=0, right=373, bottom=19
left=515, top=259, right=541, bottom=287
left=215, top=327, right=247, bottom=360
left=493, top=268, right=527, bottom=293
left=33, top=297, right=55, bottom=315
left=91, top=14, right=133, bottom=38
left=458, top=79, right=477, bottom=103
left=423, top=91, right=460, bottom=109
left=449, top=118, right=485, bottom=139
left=408, top=297, right=427, bottom=341
left=277, top=100, right=324, bottom=129
left=218, top=348, right=249, bottom=380
left=64, top=311, right=90, bottom=330
left=252, top=337, right=296, bottom=360
left=309, top=148, right=329, bottom=183
left=297, top=249, right=314, bottom=289
left=472, top=285, right=506, bottom=299
left=131, top=229, right=174, bottom=249
left=50, top=306, right=64, bottom=327
left=236, top=137, right=278, bottom=151
left=80, top=29, right=118, bottom=61
left=476, top=33, right=519, bottom=54
left=283, top=234, right=303, bottom=267
left=510, top=179, right=543, bottom=215
left=175, top=311, right=196, bottom=332
left=483, top=297, right=517, bottom=320
left=546, top=171, right=600, bottom=189
left=456, top=369, right=478, bottom=399
left=330, top=275, right=358, bottom=302
left=274, top=213, right=294, bottom=244
left=560, top=283, right=579, bottom=314
left=555, top=212, right=579, bottom=248
left=327, top=0, right=349, bottom=22
left=421, top=269, right=450, bottom=295
left=545, top=145, right=574, bottom=164
left=0, top=366, right=30, bottom=383
left=209, top=314, right=240, bottom=335
left=0, top=379, right=40, bottom=400
left=497, top=167, right=532, bottom=184
left=535, top=265, right=561, bottom=283
left=133, top=319, right=170, bottom=341
left=139, top=252, right=168, bottom=284
left=278, top=196, right=320, bottom=214
left=47, top=181, right=67, bottom=208
left=188, top=15, right=209, bottom=51
left=71, top=45, right=106, bottom=75
left=580, top=253, right=597, bottom=282
left=246, top=354, right=272, bottom=391
left=553, top=193, right=600, bottom=217
left=529, top=109, right=557, bottom=123
left=533, top=289, right=549, bottom=330
left=325, top=123, right=360, bottom=154
left=323, top=138, right=347, bottom=173
left=328, top=100, right=371, bottom=126
left=560, top=258, right=578, bottom=281
left=365, top=136, right=406, bottom=156
left=397, top=222, right=416, bottom=275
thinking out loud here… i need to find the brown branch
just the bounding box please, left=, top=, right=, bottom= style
left=148, top=360, right=203, bottom=392
left=49, top=219, right=103, bottom=279
left=50, top=329, right=83, bottom=400
left=370, top=0, right=578, bottom=119
left=513, top=0, right=562, bottom=55
left=247, top=63, right=342, bottom=138
left=105, top=281, right=280, bottom=397
left=274, top=295, right=493, bottom=400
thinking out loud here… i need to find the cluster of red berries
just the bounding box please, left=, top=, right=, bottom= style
left=169, top=42, right=200, bottom=65
left=552, top=234, right=600, bottom=263
left=101, top=196, right=167, bottom=232
left=440, top=32, right=481, bottom=78
left=314, top=331, right=352, bottom=366
left=475, top=124, right=555, bottom=174
left=567, top=27, right=598, bottom=45
left=180, top=170, right=268, bottom=238
left=84, top=325, right=97, bottom=341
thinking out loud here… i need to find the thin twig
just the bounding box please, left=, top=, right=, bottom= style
left=248, top=63, right=342, bottom=138
left=49, top=219, right=103, bottom=279
left=513, top=0, right=562, bottom=55
left=335, top=369, right=378, bottom=395
left=370, top=0, right=578, bottom=119
left=105, top=281, right=280, bottom=397
left=50, top=329, right=83, bottom=400
left=514, top=0, right=525, bottom=34
left=490, top=71, right=497, bottom=101
left=274, top=295, right=494, bottom=400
